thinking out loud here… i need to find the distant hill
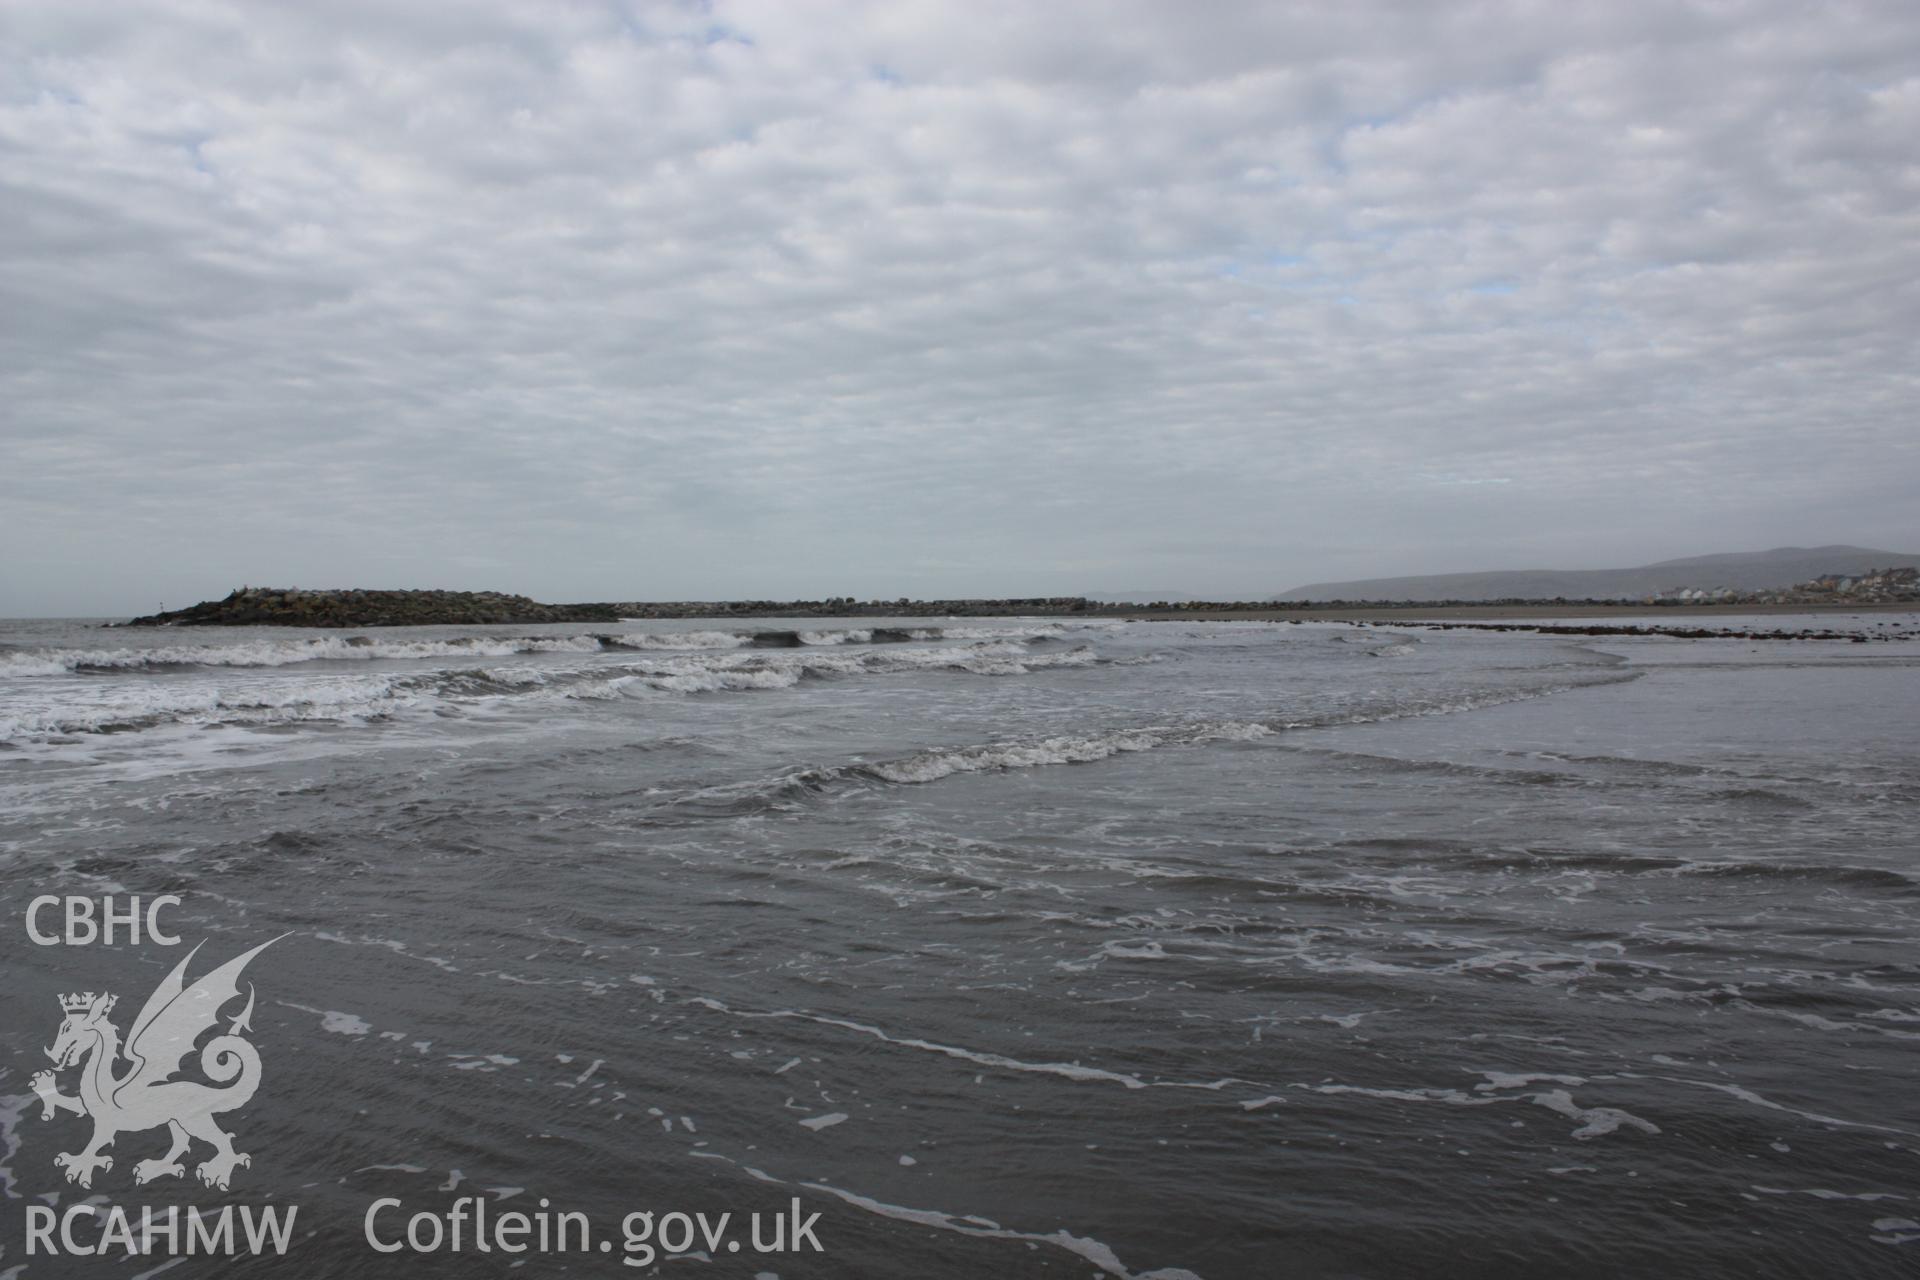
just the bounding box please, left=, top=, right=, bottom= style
left=1273, top=546, right=1920, bottom=603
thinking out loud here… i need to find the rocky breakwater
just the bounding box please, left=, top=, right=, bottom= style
left=118, top=587, right=620, bottom=628
left=609, top=596, right=1095, bottom=619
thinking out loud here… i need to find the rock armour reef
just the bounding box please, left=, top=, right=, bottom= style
left=121, top=587, right=619, bottom=628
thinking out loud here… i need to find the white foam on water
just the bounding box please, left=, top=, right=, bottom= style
left=1626, top=1074, right=1920, bottom=1139
left=688, top=677, right=1635, bottom=804
left=281, top=1002, right=372, bottom=1036
left=664, top=717, right=1275, bottom=816
left=647, top=667, right=805, bottom=695
left=0, top=631, right=1117, bottom=744
left=1475, top=1072, right=1588, bottom=1092
left=1304, top=1078, right=1659, bottom=1140
left=5, top=620, right=1634, bottom=754
left=863, top=720, right=1272, bottom=786
left=447, top=1053, right=520, bottom=1072
left=686, top=1145, right=1200, bottom=1280
left=595, top=642, right=1101, bottom=700
left=1, top=671, right=431, bottom=739
left=1527, top=1089, right=1660, bottom=1139
left=686, top=996, right=1237, bottom=1092
left=315, top=932, right=461, bottom=973
left=1866, top=1008, right=1920, bottom=1023
left=1101, top=941, right=1170, bottom=961
left=1769, top=1010, right=1920, bottom=1041
left=940, top=624, right=1070, bottom=641
left=865, top=732, right=1157, bottom=783
left=616, top=630, right=752, bottom=650
left=797, top=1181, right=1203, bottom=1280
left=1753, top=1186, right=1906, bottom=1201
left=1, top=632, right=611, bottom=677
left=1305, top=1083, right=1498, bottom=1106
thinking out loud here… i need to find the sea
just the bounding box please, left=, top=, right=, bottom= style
left=1, top=612, right=1916, bottom=1278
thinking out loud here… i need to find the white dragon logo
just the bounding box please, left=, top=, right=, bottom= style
left=31, top=937, right=282, bottom=1190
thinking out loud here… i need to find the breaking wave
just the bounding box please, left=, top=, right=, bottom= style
left=1, top=632, right=608, bottom=676
left=1, top=623, right=1078, bottom=677
left=646, top=673, right=1642, bottom=819
left=0, top=640, right=1113, bottom=741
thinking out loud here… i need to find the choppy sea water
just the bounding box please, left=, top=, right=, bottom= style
left=1, top=613, right=1916, bottom=1278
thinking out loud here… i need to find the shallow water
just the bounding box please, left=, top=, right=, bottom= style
left=2, top=614, right=1916, bottom=1277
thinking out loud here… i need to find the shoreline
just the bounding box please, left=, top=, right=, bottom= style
left=23, top=598, right=1917, bottom=630
left=1114, top=601, right=1920, bottom=622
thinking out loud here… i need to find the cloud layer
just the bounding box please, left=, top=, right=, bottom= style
left=4, top=1, right=1917, bottom=612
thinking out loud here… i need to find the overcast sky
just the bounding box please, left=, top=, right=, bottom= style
left=3, top=1, right=1916, bottom=614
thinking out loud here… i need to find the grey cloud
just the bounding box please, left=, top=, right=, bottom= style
left=2, top=0, right=1916, bottom=614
